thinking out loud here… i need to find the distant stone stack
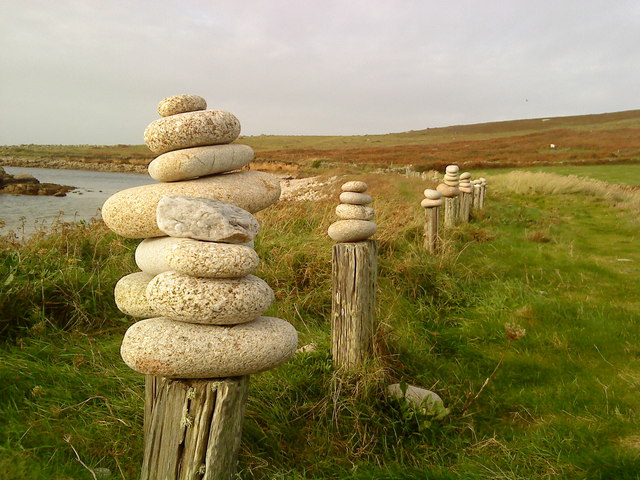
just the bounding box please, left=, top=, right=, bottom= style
left=421, top=189, right=443, bottom=253
left=458, top=172, right=473, bottom=223
left=327, top=181, right=377, bottom=243
left=437, top=164, right=460, bottom=228
left=102, top=95, right=297, bottom=480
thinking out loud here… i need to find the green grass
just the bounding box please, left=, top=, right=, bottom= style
left=1, top=168, right=639, bottom=479
left=479, top=164, right=640, bottom=185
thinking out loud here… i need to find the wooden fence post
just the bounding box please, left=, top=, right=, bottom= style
left=437, top=165, right=460, bottom=229
left=421, top=189, right=443, bottom=253
left=472, top=179, right=481, bottom=210
left=328, top=180, right=378, bottom=370
left=458, top=172, right=473, bottom=223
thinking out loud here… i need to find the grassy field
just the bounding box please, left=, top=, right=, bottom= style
left=2, top=109, right=639, bottom=173
left=1, top=166, right=639, bottom=479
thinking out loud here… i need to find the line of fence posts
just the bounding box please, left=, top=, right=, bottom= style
left=327, top=181, right=378, bottom=370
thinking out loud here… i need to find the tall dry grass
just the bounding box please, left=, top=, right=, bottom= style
left=490, top=171, right=640, bottom=211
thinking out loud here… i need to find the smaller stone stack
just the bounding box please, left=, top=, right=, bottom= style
left=328, top=181, right=378, bottom=370
left=327, top=181, right=377, bottom=243
left=103, top=95, right=296, bottom=480
left=421, top=189, right=443, bottom=253
left=458, top=172, right=473, bottom=223
left=437, top=165, right=460, bottom=228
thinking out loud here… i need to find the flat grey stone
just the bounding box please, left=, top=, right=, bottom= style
left=144, top=110, right=241, bottom=155
left=156, top=196, right=259, bottom=243
left=335, top=204, right=374, bottom=221
left=135, top=237, right=259, bottom=277
left=120, top=316, right=298, bottom=378
left=114, top=272, right=160, bottom=318
left=148, top=144, right=254, bottom=182
left=387, top=383, right=446, bottom=419
left=157, top=95, right=207, bottom=117
left=421, top=198, right=443, bottom=208
left=102, top=170, right=280, bottom=238
left=341, top=181, right=368, bottom=193
left=327, top=219, right=377, bottom=242
left=459, top=172, right=472, bottom=180
left=146, top=272, right=274, bottom=325
left=445, top=165, right=459, bottom=174
left=339, top=192, right=372, bottom=205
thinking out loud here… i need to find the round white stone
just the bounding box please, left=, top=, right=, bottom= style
left=445, top=165, right=459, bottom=174
left=144, top=110, right=241, bottom=155
left=339, top=192, right=372, bottom=205
left=459, top=172, right=472, bottom=180
left=341, top=181, right=368, bottom=193
left=327, top=219, right=377, bottom=242
left=335, top=204, right=375, bottom=221
left=157, top=95, right=207, bottom=117
left=421, top=198, right=443, bottom=208
left=114, top=272, right=160, bottom=318
left=135, top=237, right=259, bottom=278
left=101, top=171, right=280, bottom=238
left=146, top=272, right=274, bottom=325
left=148, top=144, right=254, bottom=182
left=156, top=196, right=259, bottom=243
left=423, top=189, right=442, bottom=200
left=387, top=383, right=445, bottom=418
left=120, top=316, right=298, bottom=378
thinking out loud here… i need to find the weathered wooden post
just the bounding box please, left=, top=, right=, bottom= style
left=437, top=165, right=460, bottom=228
left=103, top=95, right=298, bottom=479
left=328, top=181, right=378, bottom=370
left=480, top=177, right=488, bottom=208
left=458, top=172, right=473, bottom=223
left=471, top=179, right=481, bottom=210
left=421, top=189, right=443, bottom=253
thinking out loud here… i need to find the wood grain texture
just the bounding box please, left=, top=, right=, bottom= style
left=444, top=197, right=459, bottom=228
left=141, top=375, right=250, bottom=480
left=423, top=207, right=441, bottom=253
left=331, top=241, right=377, bottom=370
left=458, top=192, right=472, bottom=224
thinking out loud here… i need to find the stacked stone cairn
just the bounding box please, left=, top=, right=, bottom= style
left=102, top=94, right=297, bottom=479
left=327, top=181, right=378, bottom=369
left=327, top=181, right=377, bottom=243
left=421, top=189, right=443, bottom=253
left=458, top=172, right=473, bottom=223
left=437, top=164, right=460, bottom=228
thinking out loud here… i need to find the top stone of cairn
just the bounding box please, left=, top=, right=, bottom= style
left=158, top=94, right=207, bottom=117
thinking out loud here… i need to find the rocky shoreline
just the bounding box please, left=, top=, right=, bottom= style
left=0, top=166, right=75, bottom=196
left=0, top=156, right=149, bottom=174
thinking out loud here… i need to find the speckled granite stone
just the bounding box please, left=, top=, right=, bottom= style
left=144, top=110, right=241, bottom=154
left=148, top=144, right=254, bottom=182
left=157, top=95, right=207, bottom=117
left=101, top=171, right=281, bottom=238
left=328, top=219, right=377, bottom=242
left=114, top=272, right=160, bottom=318
left=146, top=272, right=274, bottom=324
left=335, top=204, right=375, bottom=221
left=341, top=181, right=368, bottom=193
left=135, top=237, right=259, bottom=277
left=339, top=192, right=373, bottom=205
left=156, top=196, right=259, bottom=243
left=120, top=316, right=298, bottom=378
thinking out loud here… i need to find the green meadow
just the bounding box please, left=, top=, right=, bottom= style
left=1, top=165, right=639, bottom=479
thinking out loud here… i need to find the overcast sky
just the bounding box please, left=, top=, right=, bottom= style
left=1, top=0, right=639, bottom=145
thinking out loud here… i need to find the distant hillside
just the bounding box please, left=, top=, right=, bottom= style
left=1, top=109, right=639, bottom=172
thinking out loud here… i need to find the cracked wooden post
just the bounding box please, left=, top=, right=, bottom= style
left=421, top=189, right=443, bottom=253
left=458, top=172, right=473, bottom=223
left=328, top=180, right=378, bottom=370
left=103, top=95, right=298, bottom=480
left=471, top=179, right=481, bottom=211
left=437, top=165, right=460, bottom=229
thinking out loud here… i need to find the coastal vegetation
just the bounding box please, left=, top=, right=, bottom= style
left=1, top=163, right=639, bottom=478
